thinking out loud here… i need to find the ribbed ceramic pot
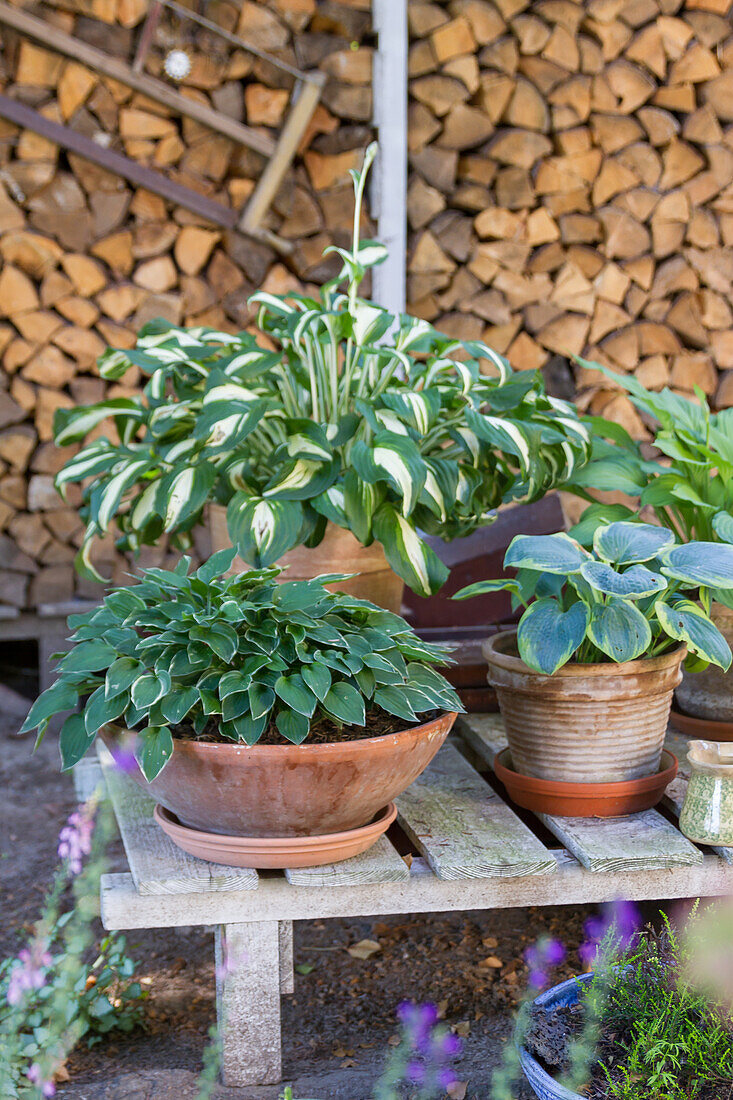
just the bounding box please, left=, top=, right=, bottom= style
left=676, top=602, right=733, bottom=722
left=209, top=504, right=404, bottom=613
left=483, top=631, right=685, bottom=783
left=679, top=739, right=733, bottom=846
left=100, top=711, right=456, bottom=837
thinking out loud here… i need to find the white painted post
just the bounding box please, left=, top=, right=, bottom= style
left=215, top=921, right=282, bottom=1086
left=371, top=0, right=407, bottom=316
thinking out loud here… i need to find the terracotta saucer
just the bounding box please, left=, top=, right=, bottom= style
left=670, top=708, right=733, bottom=743
left=493, top=749, right=678, bottom=818
left=154, top=802, right=397, bottom=868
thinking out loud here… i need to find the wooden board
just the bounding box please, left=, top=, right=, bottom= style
left=396, top=742, right=557, bottom=879
left=97, top=743, right=259, bottom=895
left=458, top=715, right=703, bottom=873
left=284, top=834, right=410, bottom=887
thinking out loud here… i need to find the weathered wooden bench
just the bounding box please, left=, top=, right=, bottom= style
left=80, top=715, right=733, bottom=1088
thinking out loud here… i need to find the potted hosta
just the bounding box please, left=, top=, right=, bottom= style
left=567, top=363, right=733, bottom=727
left=52, top=143, right=590, bottom=611
left=455, top=522, right=733, bottom=815
left=22, top=551, right=461, bottom=866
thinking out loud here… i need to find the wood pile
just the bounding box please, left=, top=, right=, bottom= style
left=406, top=0, right=733, bottom=434
left=0, top=0, right=374, bottom=610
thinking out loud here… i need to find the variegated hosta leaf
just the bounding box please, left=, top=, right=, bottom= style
left=465, top=409, right=532, bottom=475
left=343, top=469, right=382, bottom=544
left=662, top=542, right=733, bottom=589
left=159, top=463, right=217, bottom=531
left=580, top=561, right=668, bottom=599
left=505, top=533, right=589, bottom=575
left=593, top=521, right=675, bottom=565
left=227, top=494, right=303, bottom=567
left=96, top=459, right=153, bottom=530
left=53, top=399, right=145, bottom=445
left=373, top=503, right=449, bottom=596
left=587, top=599, right=652, bottom=663
left=381, top=391, right=440, bottom=434
left=655, top=599, right=732, bottom=669
left=517, top=599, right=589, bottom=675
left=264, top=457, right=339, bottom=501
left=352, top=436, right=426, bottom=517
left=713, top=511, right=733, bottom=544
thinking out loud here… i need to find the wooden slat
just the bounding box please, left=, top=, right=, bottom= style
left=396, top=742, right=557, bottom=879
left=284, top=834, right=410, bottom=887
left=97, top=744, right=258, bottom=895
left=0, top=95, right=238, bottom=230
left=0, top=0, right=275, bottom=157
left=458, top=715, right=703, bottom=873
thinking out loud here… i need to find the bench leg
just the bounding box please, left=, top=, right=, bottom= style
left=215, top=921, right=282, bottom=1086
left=279, top=920, right=294, bottom=994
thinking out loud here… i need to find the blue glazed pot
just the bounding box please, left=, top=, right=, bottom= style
left=518, top=973, right=592, bottom=1100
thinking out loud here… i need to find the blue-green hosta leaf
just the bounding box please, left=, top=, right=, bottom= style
left=196, top=548, right=237, bottom=583
left=373, top=685, right=418, bottom=723
left=160, top=463, right=216, bottom=531
left=84, top=685, right=129, bottom=734
left=60, top=641, right=117, bottom=673
left=275, top=708, right=310, bottom=744
left=587, top=600, right=652, bottom=663
left=59, top=713, right=96, bottom=771
left=282, top=420, right=333, bottom=461
left=221, top=692, right=253, bottom=722
left=227, top=495, right=303, bottom=568
left=275, top=673, right=317, bottom=717
left=130, top=672, right=168, bottom=710
left=136, top=726, right=174, bottom=781
left=323, top=682, right=366, bottom=725
left=190, top=623, right=238, bottom=662
left=580, top=561, right=668, bottom=599
left=105, top=657, right=143, bottom=699
left=160, top=686, right=199, bottom=724
left=593, top=521, right=675, bottom=565
left=248, top=681, right=275, bottom=721
left=505, top=533, right=589, bottom=575
left=662, top=542, right=733, bottom=589
left=373, top=503, right=449, bottom=596
left=713, top=511, right=733, bottom=544
left=655, top=600, right=732, bottom=669
left=232, top=712, right=268, bottom=745
left=302, top=662, right=332, bottom=701
left=516, top=598, right=589, bottom=675
left=20, top=681, right=81, bottom=735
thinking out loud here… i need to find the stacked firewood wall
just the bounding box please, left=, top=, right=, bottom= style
left=0, top=0, right=373, bottom=610
left=406, top=0, right=733, bottom=438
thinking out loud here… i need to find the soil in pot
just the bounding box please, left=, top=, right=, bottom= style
left=484, top=631, right=685, bottom=784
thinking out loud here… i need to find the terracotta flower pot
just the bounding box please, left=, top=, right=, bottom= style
left=209, top=504, right=404, bottom=613
left=100, top=711, right=456, bottom=837
left=675, top=602, right=733, bottom=723
left=483, top=631, right=685, bottom=784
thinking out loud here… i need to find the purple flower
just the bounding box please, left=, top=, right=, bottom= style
left=109, top=732, right=138, bottom=775
left=27, top=1063, right=55, bottom=1097
left=7, top=940, right=52, bottom=1006
left=57, top=801, right=96, bottom=876
left=524, top=937, right=566, bottom=991
left=394, top=1001, right=463, bottom=1090
left=580, top=899, right=642, bottom=966
left=397, top=1001, right=439, bottom=1054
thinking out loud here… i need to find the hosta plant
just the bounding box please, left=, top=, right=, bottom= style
left=455, top=522, right=733, bottom=676
left=567, top=363, right=733, bottom=608
left=22, top=550, right=463, bottom=780
left=53, top=143, right=590, bottom=595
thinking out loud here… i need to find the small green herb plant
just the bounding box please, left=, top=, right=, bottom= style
left=455, top=521, right=733, bottom=676
left=567, top=363, right=733, bottom=612
left=22, top=550, right=462, bottom=780
left=53, top=143, right=590, bottom=596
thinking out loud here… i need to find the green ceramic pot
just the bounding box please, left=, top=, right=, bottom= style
left=679, top=740, right=733, bottom=846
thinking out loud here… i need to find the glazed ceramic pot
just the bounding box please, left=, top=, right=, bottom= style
left=484, top=631, right=685, bottom=783
left=679, top=739, right=733, bottom=846
left=209, top=504, right=404, bottom=613
left=100, top=711, right=456, bottom=837
left=676, top=602, right=733, bottom=722
left=518, top=974, right=591, bottom=1100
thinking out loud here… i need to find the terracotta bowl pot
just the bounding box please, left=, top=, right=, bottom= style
left=100, top=711, right=456, bottom=837
left=676, top=602, right=733, bottom=722
left=483, top=631, right=685, bottom=784
left=209, top=504, right=404, bottom=613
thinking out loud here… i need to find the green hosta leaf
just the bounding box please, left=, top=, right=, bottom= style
left=249, top=681, right=275, bottom=720
left=323, top=682, right=366, bottom=725
left=373, top=503, right=449, bottom=596
left=227, top=494, right=303, bottom=568
left=655, top=600, right=732, bottom=669
left=135, top=726, right=173, bottom=781
left=84, top=685, right=129, bottom=735
left=60, top=641, right=117, bottom=673
left=160, top=463, right=216, bottom=531
left=218, top=670, right=253, bottom=698
left=221, top=692, right=253, bottom=722
left=59, top=713, right=96, bottom=771
left=505, top=533, right=588, bottom=575
left=453, top=578, right=521, bottom=601
left=105, top=657, right=143, bottom=699
left=232, top=712, right=268, bottom=745
left=568, top=503, right=637, bottom=546
left=275, top=673, right=317, bottom=716
left=662, top=542, right=733, bottom=589
left=302, top=662, right=332, bottom=701
left=713, top=511, right=733, bottom=544
left=569, top=454, right=647, bottom=496
left=587, top=600, right=652, bottom=663
left=516, top=598, right=588, bottom=675
left=131, top=673, right=168, bottom=710
left=580, top=561, right=668, bottom=599
left=373, top=685, right=418, bottom=723
left=275, top=708, right=310, bottom=744
left=190, top=623, right=238, bottom=662
left=160, top=686, right=199, bottom=724
left=593, top=521, right=675, bottom=565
